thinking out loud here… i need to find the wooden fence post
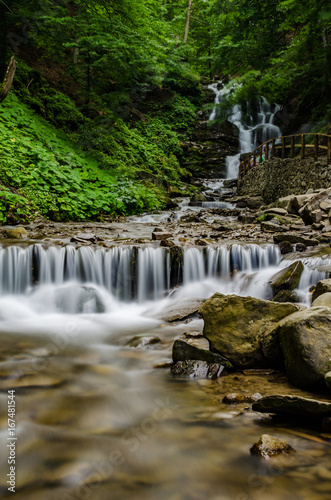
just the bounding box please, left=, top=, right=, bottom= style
left=301, top=135, right=305, bottom=159
left=291, top=136, right=295, bottom=158
left=272, top=138, right=275, bottom=158
left=282, top=137, right=286, bottom=159
left=314, top=135, right=319, bottom=161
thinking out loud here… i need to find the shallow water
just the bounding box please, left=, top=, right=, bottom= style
left=0, top=250, right=331, bottom=500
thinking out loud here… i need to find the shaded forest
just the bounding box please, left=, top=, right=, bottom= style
left=0, top=0, right=330, bottom=222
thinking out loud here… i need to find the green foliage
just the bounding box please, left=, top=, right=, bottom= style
left=0, top=93, right=164, bottom=222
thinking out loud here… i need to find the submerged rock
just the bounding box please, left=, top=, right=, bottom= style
left=199, top=293, right=298, bottom=369
left=270, top=261, right=304, bottom=296
left=252, top=395, right=331, bottom=418
left=250, top=434, right=295, bottom=459
left=127, top=336, right=161, bottom=348
left=277, top=307, right=331, bottom=388
left=170, top=360, right=224, bottom=379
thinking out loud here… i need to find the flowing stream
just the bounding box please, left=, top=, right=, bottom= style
left=1, top=88, right=331, bottom=499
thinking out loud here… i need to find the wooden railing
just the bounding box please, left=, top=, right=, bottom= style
left=239, top=133, right=331, bottom=180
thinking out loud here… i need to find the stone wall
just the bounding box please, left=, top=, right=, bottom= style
left=237, top=158, right=330, bottom=204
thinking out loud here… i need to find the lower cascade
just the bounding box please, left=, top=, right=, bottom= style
left=0, top=244, right=329, bottom=307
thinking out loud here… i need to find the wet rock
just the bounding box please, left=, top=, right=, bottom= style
left=127, top=336, right=161, bottom=348
left=172, top=339, right=229, bottom=366
left=153, top=297, right=204, bottom=322
left=279, top=241, right=293, bottom=254
left=238, top=214, right=256, bottom=224
left=223, top=179, right=238, bottom=189
left=180, top=213, right=201, bottom=223
left=270, top=261, right=304, bottom=296
left=222, top=393, right=250, bottom=404
left=277, top=307, right=331, bottom=388
left=294, top=242, right=307, bottom=252
left=252, top=395, right=331, bottom=418
left=235, top=196, right=264, bottom=210
left=311, top=279, right=331, bottom=302
left=170, top=360, right=224, bottom=379
left=195, top=238, right=207, bottom=246
left=199, top=293, right=298, bottom=369
left=250, top=434, right=295, bottom=459
left=152, top=232, right=173, bottom=241
left=273, top=232, right=319, bottom=246
left=325, top=371, right=331, bottom=390
left=160, top=239, right=175, bottom=248
left=311, top=292, right=331, bottom=307
left=5, top=226, right=28, bottom=239
left=273, top=290, right=300, bottom=303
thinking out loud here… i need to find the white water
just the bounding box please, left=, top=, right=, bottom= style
left=0, top=244, right=329, bottom=326
left=208, top=82, right=282, bottom=178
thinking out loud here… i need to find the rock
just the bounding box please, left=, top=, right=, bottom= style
left=294, top=242, right=307, bottom=252
left=273, top=233, right=319, bottom=246
left=279, top=241, right=293, bottom=254
left=222, top=393, right=250, bottom=404
left=299, top=188, right=331, bottom=225
left=199, top=293, right=298, bottom=369
left=277, top=195, right=296, bottom=211
left=223, top=179, right=238, bottom=189
left=261, top=220, right=288, bottom=232
left=152, top=297, right=205, bottom=322
left=172, top=339, right=230, bottom=366
left=195, top=238, right=207, bottom=246
left=263, top=207, right=288, bottom=216
left=250, top=434, right=295, bottom=459
left=273, top=290, right=300, bottom=303
left=270, top=261, right=304, bottom=296
left=170, top=360, right=224, bottom=379
left=160, top=239, right=175, bottom=248
left=5, top=226, right=28, bottom=239
left=235, top=196, right=264, bottom=210
left=238, top=214, right=256, bottom=224
left=127, top=336, right=161, bottom=348
left=191, top=193, right=207, bottom=203
left=311, top=279, right=331, bottom=302
left=180, top=213, right=201, bottom=223
left=287, top=194, right=315, bottom=215
left=311, top=292, right=331, bottom=307
left=277, top=307, right=331, bottom=387
left=325, top=371, right=331, bottom=390
left=152, top=232, right=173, bottom=241
left=252, top=395, right=331, bottom=418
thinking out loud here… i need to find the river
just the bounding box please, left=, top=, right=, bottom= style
left=0, top=89, right=331, bottom=499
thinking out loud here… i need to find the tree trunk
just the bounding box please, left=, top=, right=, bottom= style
left=184, top=0, right=192, bottom=43
left=0, top=56, right=17, bottom=103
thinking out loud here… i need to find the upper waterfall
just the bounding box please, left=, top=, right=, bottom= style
left=208, top=82, right=282, bottom=178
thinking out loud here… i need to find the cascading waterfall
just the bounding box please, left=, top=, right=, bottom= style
left=0, top=244, right=329, bottom=309
left=208, top=82, right=282, bottom=179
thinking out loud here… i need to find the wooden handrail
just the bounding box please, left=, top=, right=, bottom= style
left=239, top=133, right=331, bottom=180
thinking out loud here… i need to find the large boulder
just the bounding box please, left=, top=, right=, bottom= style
left=311, top=292, right=331, bottom=307
left=277, top=307, right=331, bottom=388
left=298, top=188, right=331, bottom=225
left=253, top=395, right=331, bottom=418
left=199, top=293, right=299, bottom=369
left=270, top=261, right=304, bottom=296
left=311, top=279, right=331, bottom=302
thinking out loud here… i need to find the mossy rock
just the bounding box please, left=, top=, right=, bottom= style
left=273, top=289, right=300, bottom=303
left=199, top=293, right=299, bottom=369
left=270, top=261, right=304, bottom=296
left=5, top=227, right=28, bottom=239
left=311, top=279, right=331, bottom=302
left=277, top=307, right=331, bottom=388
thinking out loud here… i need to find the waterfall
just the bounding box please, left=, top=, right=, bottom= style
left=208, top=82, right=282, bottom=179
